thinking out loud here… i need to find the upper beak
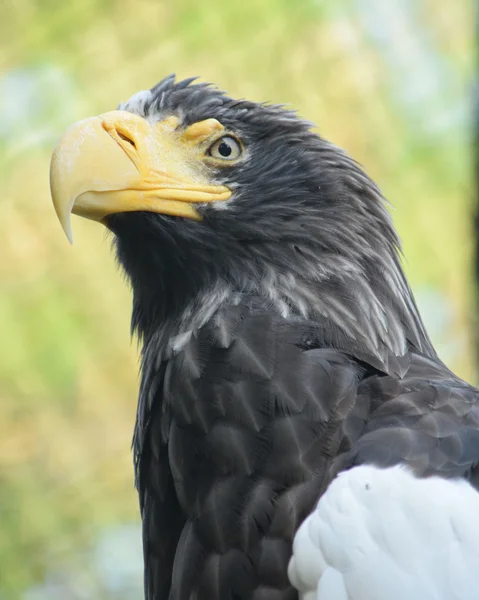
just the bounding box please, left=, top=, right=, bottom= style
left=50, top=110, right=231, bottom=243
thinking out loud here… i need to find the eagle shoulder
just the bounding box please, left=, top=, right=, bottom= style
left=289, top=464, right=479, bottom=600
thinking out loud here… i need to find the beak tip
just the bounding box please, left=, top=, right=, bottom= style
left=55, top=208, right=74, bottom=244
left=64, top=223, right=74, bottom=245
left=51, top=184, right=74, bottom=244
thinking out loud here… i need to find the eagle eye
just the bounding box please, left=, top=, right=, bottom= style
left=207, top=136, right=242, bottom=162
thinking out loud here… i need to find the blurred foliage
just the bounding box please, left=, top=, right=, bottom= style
left=0, top=0, right=474, bottom=597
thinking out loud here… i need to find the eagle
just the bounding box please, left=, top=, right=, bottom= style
left=50, top=75, right=479, bottom=600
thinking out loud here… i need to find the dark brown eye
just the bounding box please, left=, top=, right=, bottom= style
left=207, top=136, right=242, bottom=161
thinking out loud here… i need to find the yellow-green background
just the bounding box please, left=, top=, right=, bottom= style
left=0, top=1, right=473, bottom=597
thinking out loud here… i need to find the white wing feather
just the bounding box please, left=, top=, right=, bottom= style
left=288, top=465, right=479, bottom=600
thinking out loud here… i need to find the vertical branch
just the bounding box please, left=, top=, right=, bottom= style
left=475, top=3, right=479, bottom=374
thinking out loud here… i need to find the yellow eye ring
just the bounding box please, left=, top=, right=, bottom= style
left=207, top=136, right=243, bottom=162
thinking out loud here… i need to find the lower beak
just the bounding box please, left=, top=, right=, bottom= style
left=50, top=110, right=231, bottom=243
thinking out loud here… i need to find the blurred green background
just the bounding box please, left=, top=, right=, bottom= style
left=0, top=0, right=473, bottom=598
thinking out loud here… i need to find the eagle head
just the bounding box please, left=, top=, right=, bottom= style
left=50, top=75, right=432, bottom=363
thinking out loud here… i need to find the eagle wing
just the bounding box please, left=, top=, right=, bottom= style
left=136, top=362, right=186, bottom=600
left=139, top=303, right=479, bottom=600
left=290, top=354, right=479, bottom=600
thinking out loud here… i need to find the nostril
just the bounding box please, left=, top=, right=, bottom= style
left=117, top=130, right=136, bottom=148
left=101, top=120, right=138, bottom=150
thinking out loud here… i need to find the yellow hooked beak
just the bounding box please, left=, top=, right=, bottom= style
left=50, top=111, right=232, bottom=243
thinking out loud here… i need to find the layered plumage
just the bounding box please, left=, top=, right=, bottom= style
left=50, top=75, right=479, bottom=600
